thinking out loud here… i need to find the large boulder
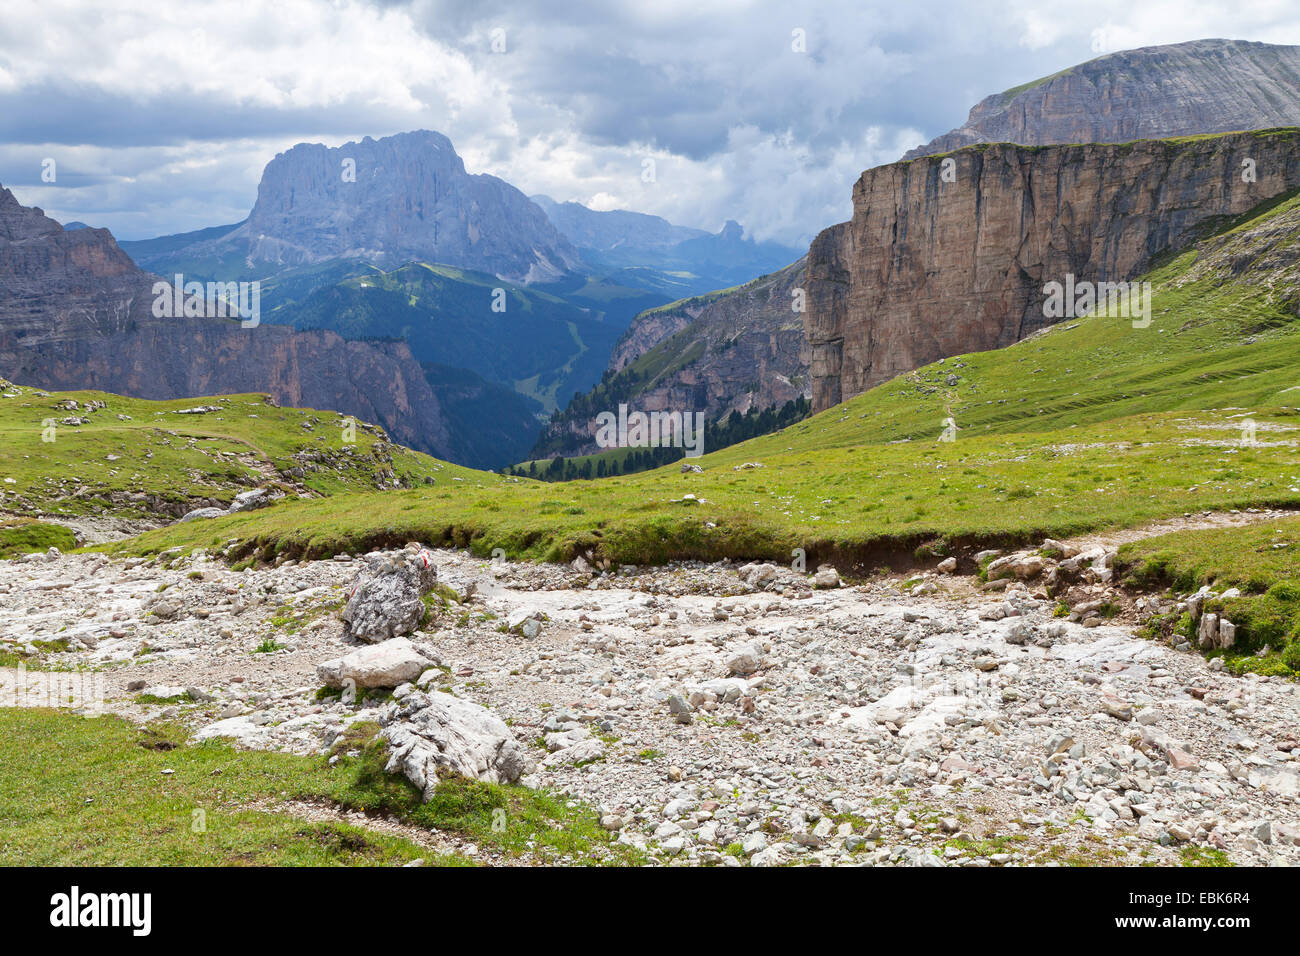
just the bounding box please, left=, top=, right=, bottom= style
left=178, top=507, right=228, bottom=523
left=987, top=552, right=1044, bottom=581
left=1197, top=612, right=1220, bottom=649
left=317, top=637, right=433, bottom=689
left=228, top=487, right=284, bottom=513
left=738, top=562, right=780, bottom=588
left=383, top=689, right=531, bottom=791
left=341, top=545, right=438, bottom=643
left=726, top=641, right=764, bottom=676
left=176, top=487, right=282, bottom=524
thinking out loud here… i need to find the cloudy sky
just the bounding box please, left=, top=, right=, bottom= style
left=3, top=0, right=1300, bottom=245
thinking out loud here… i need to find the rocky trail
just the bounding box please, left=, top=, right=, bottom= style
left=1056, top=508, right=1300, bottom=554
left=2, top=528, right=1298, bottom=867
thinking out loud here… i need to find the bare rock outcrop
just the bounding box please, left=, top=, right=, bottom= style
left=317, top=638, right=434, bottom=690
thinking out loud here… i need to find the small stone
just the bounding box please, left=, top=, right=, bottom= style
left=812, top=565, right=841, bottom=589
left=1102, top=699, right=1133, bottom=721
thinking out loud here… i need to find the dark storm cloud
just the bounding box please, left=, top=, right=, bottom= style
left=403, top=0, right=1072, bottom=159
left=0, top=85, right=420, bottom=149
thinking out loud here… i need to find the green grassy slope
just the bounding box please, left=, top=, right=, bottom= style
left=104, top=190, right=1300, bottom=567
left=0, top=380, right=481, bottom=520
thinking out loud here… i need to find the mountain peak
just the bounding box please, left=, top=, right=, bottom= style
left=221, top=129, right=581, bottom=282
left=0, top=184, right=64, bottom=241
left=905, top=38, right=1300, bottom=159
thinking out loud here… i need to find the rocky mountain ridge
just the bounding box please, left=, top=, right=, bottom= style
left=530, top=195, right=709, bottom=253
left=905, top=39, right=1300, bottom=159
left=532, top=197, right=804, bottom=300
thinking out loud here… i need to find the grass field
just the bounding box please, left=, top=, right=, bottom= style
left=0, top=710, right=639, bottom=866
left=98, top=191, right=1300, bottom=570
left=0, top=517, right=77, bottom=558
left=0, top=383, right=482, bottom=519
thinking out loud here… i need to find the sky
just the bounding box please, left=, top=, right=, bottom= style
left=3, top=0, right=1300, bottom=245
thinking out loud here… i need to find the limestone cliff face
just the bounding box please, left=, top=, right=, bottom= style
left=807, top=129, right=1300, bottom=411
left=0, top=186, right=452, bottom=455
left=905, top=40, right=1300, bottom=159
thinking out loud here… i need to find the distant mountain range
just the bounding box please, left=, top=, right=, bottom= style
left=530, top=195, right=709, bottom=253
left=12, top=130, right=795, bottom=468
left=119, top=130, right=800, bottom=299
left=529, top=196, right=801, bottom=297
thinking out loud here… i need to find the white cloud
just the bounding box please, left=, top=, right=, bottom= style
left=1, top=0, right=492, bottom=113
left=586, top=191, right=624, bottom=211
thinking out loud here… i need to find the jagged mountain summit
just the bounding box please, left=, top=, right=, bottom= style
left=126, top=130, right=582, bottom=284
left=905, top=38, right=1300, bottom=159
